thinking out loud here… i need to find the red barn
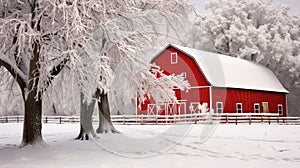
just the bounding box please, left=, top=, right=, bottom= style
left=137, top=44, right=288, bottom=117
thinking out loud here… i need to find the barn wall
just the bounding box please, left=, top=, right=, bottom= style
left=212, top=87, right=287, bottom=116
left=152, top=46, right=212, bottom=115
left=153, top=47, right=210, bottom=87
left=180, top=87, right=210, bottom=114
left=137, top=88, right=182, bottom=115
left=137, top=87, right=211, bottom=115
left=137, top=46, right=212, bottom=115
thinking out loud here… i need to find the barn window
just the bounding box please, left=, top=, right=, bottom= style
left=170, top=52, right=178, bottom=64
left=236, top=103, right=242, bottom=113
left=216, top=102, right=223, bottom=113
left=278, top=104, right=283, bottom=115
left=254, top=103, right=260, bottom=113
left=181, top=72, right=187, bottom=79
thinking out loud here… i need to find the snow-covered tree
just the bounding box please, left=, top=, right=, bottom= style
left=0, top=0, right=194, bottom=144
left=193, top=0, right=300, bottom=116
left=0, top=0, right=115, bottom=146
left=76, top=0, right=193, bottom=139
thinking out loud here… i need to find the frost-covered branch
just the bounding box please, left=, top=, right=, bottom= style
left=138, top=66, right=190, bottom=104
left=0, top=53, right=27, bottom=94
left=192, top=0, right=300, bottom=115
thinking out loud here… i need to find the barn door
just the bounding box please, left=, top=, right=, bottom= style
left=167, top=103, right=176, bottom=116
left=177, top=102, right=186, bottom=116
left=166, top=103, right=186, bottom=116
left=262, top=102, right=269, bottom=113
left=147, top=104, right=157, bottom=115
left=147, top=103, right=166, bottom=115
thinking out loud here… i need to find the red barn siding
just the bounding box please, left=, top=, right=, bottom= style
left=148, top=47, right=212, bottom=115
left=178, top=87, right=211, bottom=114
left=153, top=47, right=210, bottom=87
left=138, top=87, right=211, bottom=115
left=212, top=88, right=287, bottom=116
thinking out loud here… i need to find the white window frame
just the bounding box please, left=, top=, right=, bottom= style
left=216, top=102, right=223, bottom=114
left=278, top=104, right=283, bottom=115
left=181, top=72, right=187, bottom=79
left=170, top=52, right=178, bottom=64
left=254, top=103, right=260, bottom=113
left=236, top=103, right=242, bottom=113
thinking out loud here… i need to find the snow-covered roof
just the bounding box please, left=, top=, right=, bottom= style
left=158, top=44, right=288, bottom=93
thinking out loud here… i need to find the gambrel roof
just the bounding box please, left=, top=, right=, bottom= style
left=155, top=44, right=288, bottom=93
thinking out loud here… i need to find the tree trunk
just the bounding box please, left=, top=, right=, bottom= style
left=21, top=88, right=43, bottom=146
left=96, top=90, right=119, bottom=134
left=76, top=92, right=97, bottom=140
left=21, top=42, right=44, bottom=147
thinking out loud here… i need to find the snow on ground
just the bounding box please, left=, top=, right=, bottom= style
left=0, top=123, right=300, bottom=168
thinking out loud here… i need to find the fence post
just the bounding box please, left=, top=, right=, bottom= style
left=45, top=116, right=48, bottom=123
left=268, top=117, right=271, bottom=125
left=6, top=116, right=8, bottom=123
left=249, top=115, right=251, bottom=125
left=123, top=115, right=125, bottom=125
left=17, top=116, right=19, bottom=123
left=141, top=114, right=143, bottom=125
left=174, top=115, right=176, bottom=124
left=226, top=114, right=228, bottom=124
left=59, top=116, right=62, bottom=124
left=156, top=115, right=158, bottom=125
left=235, top=116, right=237, bottom=125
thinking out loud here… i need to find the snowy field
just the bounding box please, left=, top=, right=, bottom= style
left=0, top=123, right=300, bottom=168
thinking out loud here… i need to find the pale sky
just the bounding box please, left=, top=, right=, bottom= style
left=189, top=0, right=300, bottom=14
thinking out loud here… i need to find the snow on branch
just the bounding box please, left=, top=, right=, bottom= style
left=0, top=53, right=27, bottom=88
left=110, top=51, right=190, bottom=111
left=0, top=0, right=194, bottom=106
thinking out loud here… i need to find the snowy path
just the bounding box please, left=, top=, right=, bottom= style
left=0, top=123, right=300, bottom=168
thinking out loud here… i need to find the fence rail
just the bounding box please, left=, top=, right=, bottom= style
left=1, top=113, right=300, bottom=125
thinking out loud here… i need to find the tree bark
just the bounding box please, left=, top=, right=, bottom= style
left=96, top=89, right=119, bottom=134
left=21, top=41, right=44, bottom=147
left=76, top=92, right=97, bottom=140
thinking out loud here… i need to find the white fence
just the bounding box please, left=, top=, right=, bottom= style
left=1, top=113, right=300, bottom=125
